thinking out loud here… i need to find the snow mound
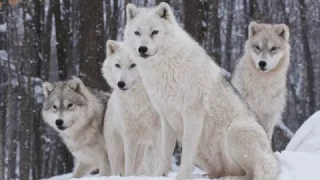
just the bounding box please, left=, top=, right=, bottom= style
left=276, top=151, right=320, bottom=180
left=286, top=111, right=320, bottom=154
left=43, top=171, right=207, bottom=180
left=44, top=151, right=320, bottom=180
left=44, top=173, right=72, bottom=180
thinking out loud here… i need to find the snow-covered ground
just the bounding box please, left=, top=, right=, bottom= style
left=44, top=111, right=320, bottom=180
left=276, top=151, right=320, bottom=180
left=286, top=111, right=320, bottom=154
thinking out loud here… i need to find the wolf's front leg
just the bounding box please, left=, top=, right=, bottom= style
left=98, top=154, right=111, bottom=177
left=176, top=109, right=204, bottom=180
left=124, top=137, right=138, bottom=176
left=134, top=144, right=149, bottom=175
left=71, top=161, right=92, bottom=178
left=106, top=134, right=124, bottom=176
left=155, top=116, right=176, bottom=176
left=153, top=133, right=162, bottom=164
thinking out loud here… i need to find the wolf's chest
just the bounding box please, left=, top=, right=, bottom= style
left=245, top=84, right=285, bottom=115
left=139, top=63, right=185, bottom=114
left=147, top=80, right=182, bottom=110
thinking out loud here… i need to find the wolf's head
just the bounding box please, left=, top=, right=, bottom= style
left=102, top=40, right=140, bottom=91
left=42, top=78, right=91, bottom=134
left=245, top=22, right=290, bottom=72
left=124, top=2, right=177, bottom=59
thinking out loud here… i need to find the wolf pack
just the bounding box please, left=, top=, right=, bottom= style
left=41, top=2, right=290, bottom=180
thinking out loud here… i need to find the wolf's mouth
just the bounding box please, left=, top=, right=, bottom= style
left=120, top=88, right=128, bottom=91
left=57, top=121, right=74, bottom=131
left=58, top=126, right=66, bottom=131
left=140, top=54, right=150, bottom=58
left=259, top=67, right=266, bottom=71
left=140, top=51, right=157, bottom=59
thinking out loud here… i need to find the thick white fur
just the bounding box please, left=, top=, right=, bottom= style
left=124, top=3, right=279, bottom=180
left=42, top=78, right=111, bottom=178
left=102, top=40, right=161, bottom=176
left=231, top=22, right=290, bottom=141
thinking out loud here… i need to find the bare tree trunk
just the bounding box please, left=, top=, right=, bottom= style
left=19, top=3, right=33, bottom=179
left=5, top=69, right=16, bottom=180
left=262, top=0, right=270, bottom=21
left=110, top=0, right=118, bottom=40
left=19, top=82, right=32, bottom=180
left=125, top=0, right=132, bottom=5
left=156, top=0, right=170, bottom=4
left=243, top=0, right=248, bottom=23
left=71, top=0, right=80, bottom=75
left=184, top=0, right=205, bottom=44
left=79, top=0, right=109, bottom=90
left=38, top=2, right=53, bottom=178
left=29, top=0, right=42, bottom=78
left=62, top=0, right=74, bottom=75
left=224, top=0, right=235, bottom=71
left=0, top=2, right=7, bottom=179
left=0, top=76, right=6, bottom=180
left=52, top=0, right=68, bottom=80
left=210, top=0, right=221, bottom=65
left=5, top=6, right=17, bottom=179
left=41, top=1, right=52, bottom=80
left=249, top=0, right=260, bottom=20
left=298, top=0, right=316, bottom=116
left=106, top=0, right=111, bottom=38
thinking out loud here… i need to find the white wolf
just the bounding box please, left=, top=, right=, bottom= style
left=102, top=40, right=161, bottom=176
left=124, top=3, right=279, bottom=180
left=231, top=22, right=290, bottom=141
left=42, top=78, right=111, bottom=178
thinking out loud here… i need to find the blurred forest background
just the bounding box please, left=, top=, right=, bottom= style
left=0, top=0, right=319, bottom=179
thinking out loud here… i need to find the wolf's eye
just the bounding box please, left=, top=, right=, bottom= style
left=130, top=63, right=136, bottom=69
left=151, top=30, right=159, bottom=35
left=270, top=46, right=277, bottom=51
left=254, top=46, right=260, bottom=51
left=53, top=105, right=57, bottom=110
left=134, top=31, right=140, bottom=36
left=115, top=64, right=120, bottom=68
left=67, top=103, right=73, bottom=108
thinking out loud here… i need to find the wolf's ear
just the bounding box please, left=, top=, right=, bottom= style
left=68, top=77, right=85, bottom=94
left=274, top=24, right=290, bottom=41
left=155, top=2, right=174, bottom=23
left=43, top=82, right=55, bottom=98
left=126, top=3, right=139, bottom=22
left=106, top=40, right=120, bottom=57
left=248, top=21, right=261, bottom=37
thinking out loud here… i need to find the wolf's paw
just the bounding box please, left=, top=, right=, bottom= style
left=176, top=171, right=192, bottom=180
left=216, top=176, right=249, bottom=180
left=201, top=173, right=208, bottom=178
left=154, top=170, right=167, bottom=177
left=154, top=163, right=171, bottom=177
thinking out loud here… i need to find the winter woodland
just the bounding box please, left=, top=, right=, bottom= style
left=0, top=0, right=320, bottom=179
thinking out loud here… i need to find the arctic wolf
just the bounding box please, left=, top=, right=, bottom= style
left=102, top=40, right=161, bottom=176
left=231, top=22, right=290, bottom=141
left=124, top=3, right=279, bottom=180
left=42, top=78, right=111, bottom=178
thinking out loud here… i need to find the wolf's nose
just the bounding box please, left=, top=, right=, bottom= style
left=117, top=81, right=126, bottom=89
left=55, top=119, right=64, bottom=126
left=258, top=61, right=267, bottom=68
left=138, top=46, right=148, bottom=54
